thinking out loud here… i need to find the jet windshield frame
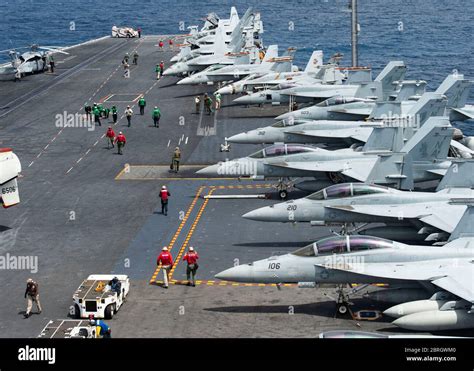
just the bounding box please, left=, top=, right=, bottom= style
left=307, top=183, right=391, bottom=201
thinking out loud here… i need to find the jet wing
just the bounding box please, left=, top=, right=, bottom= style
left=327, top=203, right=465, bottom=233
left=289, top=128, right=372, bottom=143
left=268, top=157, right=378, bottom=182
left=452, top=107, right=474, bottom=120
left=318, top=256, right=474, bottom=303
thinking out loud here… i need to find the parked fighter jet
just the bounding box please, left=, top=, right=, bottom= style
left=0, top=148, right=21, bottom=208
left=216, top=50, right=324, bottom=95
left=216, top=206, right=474, bottom=331
left=198, top=116, right=455, bottom=196
left=164, top=8, right=259, bottom=76
left=242, top=161, right=474, bottom=243
left=176, top=44, right=281, bottom=85
left=276, top=72, right=473, bottom=122
left=233, top=61, right=406, bottom=106
left=227, top=90, right=445, bottom=147
left=0, top=45, right=69, bottom=81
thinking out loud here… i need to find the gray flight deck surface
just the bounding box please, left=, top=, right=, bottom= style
left=0, top=36, right=438, bottom=338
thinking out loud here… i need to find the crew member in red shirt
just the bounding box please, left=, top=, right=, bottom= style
left=106, top=126, right=115, bottom=149
left=183, top=246, right=199, bottom=286
left=157, top=246, right=173, bottom=288
left=159, top=185, right=170, bottom=216
left=114, top=131, right=126, bottom=155
left=168, top=38, right=174, bottom=49
left=158, top=40, right=164, bottom=50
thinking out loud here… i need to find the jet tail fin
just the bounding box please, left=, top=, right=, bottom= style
left=436, top=161, right=474, bottom=191
left=374, top=61, right=407, bottom=99
left=435, top=73, right=472, bottom=109
left=261, top=44, right=278, bottom=65
left=394, top=80, right=427, bottom=101
left=406, top=92, right=448, bottom=126
left=362, top=126, right=404, bottom=152
left=346, top=68, right=372, bottom=84
left=401, top=116, right=453, bottom=161
left=448, top=203, right=474, bottom=241
left=303, top=50, right=323, bottom=73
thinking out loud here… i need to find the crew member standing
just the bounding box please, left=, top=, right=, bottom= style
left=214, top=91, right=222, bottom=111
left=155, top=63, right=161, bottom=80
left=93, top=104, right=102, bottom=126
left=106, top=126, right=115, bottom=149
left=24, top=278, right=42, bottom=318
left=137, top=27, right=142, bottom=38
left=84, top=103, right=92, bottom=120
left=194, top=95, right=201, bottom=114
left=49, top=54, right=55, bottom=73
left=158, top=40, right=164, bottom=51
left=133, top=51, right=139, bottom=65
left=111, top=105, right=118, bottom=123
left=125, top=106, right=133, bottom=127
left=172, top=146, right=181, bottom=173
left=159, top=61, right=165, bottom=77
left=183, top=247, right=199, bottom=286
left=157, top=247, right=173, bottom=288
left=114, top=131, right=126, bottom=155
left=138, top=96, right=146, bottom=115
left=152, top=106, right=161, bottom=127
left=159, top=185, right=170, bottom=215
left=168, top=38, right=174, bottom=50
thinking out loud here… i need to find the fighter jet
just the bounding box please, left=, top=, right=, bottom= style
left=176, top=44, right=282, bottom=85
left=242, top=160, right=474, bottom=243
left=216, top=50, right=324, bottom=95
left=216, top=206, right=474, bottom=331
left=276, top=72, right=474, bottom=122
left=233, top=61, right=406, bottom=106
left=198, top=116, right=455, bottom=196
left=0, top=148, right=21, bottom=208
left=227, top=90, right=445, bottom=147
left=164, top=8, right=259, bottom=76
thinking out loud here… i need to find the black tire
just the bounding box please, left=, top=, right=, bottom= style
left=279, top=190, right=288, bottom=200
left=104, top=304, right=114, bottom=319
left=338, top=304, right=348, bottom=315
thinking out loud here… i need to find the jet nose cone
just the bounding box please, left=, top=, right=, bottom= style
left=383, top=306, right=400, bottom=319
left=177, top=77, right=191, bottom=85
left=242, top=205, right=285, bottom=222
left=217, top=85, right=232, bottom=95
left=227, top=132, right=249, bottom=144
left=275, top=111, right=296, bottom=121
left=215, top=264, right=253, bottom=282
left=233, top=95, right=255, bottom=105
left=196, top=164, right=220, bottom=176
left=163, top=69, right=173, bottom=76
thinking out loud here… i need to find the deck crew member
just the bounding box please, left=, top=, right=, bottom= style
left=49, top=54, right=55, bottom=73
left=183, top=247, right=199, bottom=286
left=172, top=146, right=181, bottom=173
left=194, top=95, right=201, bottom=114
left=106, top=126, right=115, bottom=149
left=90, top=318, right=111, bottom=338
left=93, top=104, right=101, bottom=126
left=157, top=247, right=173, bottom=288
left=158, top=40, right=164, bottom=50
left=204, top=94, right=213, bottom=115
left=132, top=51, right=139, bottom=65
left=114, top=131, right=126, bottom=155
left=152, top=106, right=161, bottom=127
left=137, top=27, right=142, bottom=38
left=84, top=103, right=92, bottom=120
left=138, top=96, right=146, bottom=115
left=155, top=63, right=161, bottom=79
left=125, top=106, right=133, bottom=127
left=159, top=185, right=170, bottom=215
left=111, top=105, right=118, bottom=123
left=24, top=278, right=42, bottom=318
left=214, top=91, right=222, bottom=110
left=168, top=38, right=174, bottom=49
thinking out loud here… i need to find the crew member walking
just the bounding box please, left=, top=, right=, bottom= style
left=24, top=278, right=42, bottom=318
left=172, top=146, right=181, bottom=173
left=214, top=91, right=222, bottom=111
left=114, top=131, right=126, bottom=155
left=132, top=51, right=139, bottom=65
left=157, top=247, right=173, bottom=288
left=138, top=96, right=146, bottom=115
left=125, top=106, right=133, bottom=127
left=183, top=247, right=199, bottom=286
left=106, top=126, right=115, bottom=149
left=152, top=106, right=161, bottom=127
left=155, top=63, right=161, bottom=79
left=159, top=185, right=170, bottom=215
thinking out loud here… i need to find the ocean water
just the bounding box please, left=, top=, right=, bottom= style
left=1, top=0, right=473, bottom=129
